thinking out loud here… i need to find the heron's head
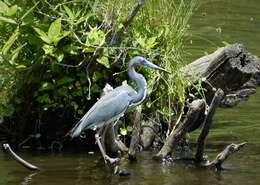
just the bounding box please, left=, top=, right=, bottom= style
left=130, top=56, right=170, bottom=73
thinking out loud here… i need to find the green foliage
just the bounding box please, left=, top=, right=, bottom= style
left=0, top=0, right=197, bottom=144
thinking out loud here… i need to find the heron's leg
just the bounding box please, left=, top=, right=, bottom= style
left=95, top=127, right=107, bottom=164
left=95, top=126, right=120, bottom=165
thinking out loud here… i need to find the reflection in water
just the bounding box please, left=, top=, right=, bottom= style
left=20, top=172, right=38, bottom=185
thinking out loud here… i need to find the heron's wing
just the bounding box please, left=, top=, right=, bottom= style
left=69, top=86, right=135, bottom=138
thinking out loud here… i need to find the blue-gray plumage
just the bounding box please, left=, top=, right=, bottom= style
left=68, top=56, right=169, bottom=164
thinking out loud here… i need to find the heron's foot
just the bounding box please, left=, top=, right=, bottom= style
left=104, top=155, right=120, bottom=165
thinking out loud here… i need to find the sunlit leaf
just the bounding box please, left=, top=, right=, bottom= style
left=4, top=5, right=18, bottom=16
left=63, top=5, right=74, bottom=20
left=40, top=82, right=54, bottom=91
left=52, top=31, right=70, bottom=46
left=10, top=43, right=27, bottom=65
left=2, top=31, right=18, bottom=55
left=0, top=15, right=16, bottom=24
left=48, top=18, right=61, bottom=42
left=42, top=44, right=55, bottom=55
left=33, top=27, right=51, bottom=44
left=120, top=128, right=127, bottom=136
left=97, top=56, right=110, bottom=68
left=0, top=1, right=8, bottom=13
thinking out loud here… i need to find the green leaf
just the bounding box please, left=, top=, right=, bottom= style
left=0, top=16, right=16, bottom=24
left=0, top=1, right=8, bottom=13
left=10, top=43, right=27, bottom=65
left=52, top=31, right=70, bottom=46
left=2, top=31, right=18, bottom=55
left=126, top=126, right=133, bottom=132
left=21, top=1, right=39, bottom=20
left=15, top=65, right=27, bottom=69
left=57, top=77, right=74, bottom=86
left=54, top=50, right=64, bottom=62
left=97, top=56, right=110, bottom=68
left=64, top=44, right=80, bottom=55
left=40, top=82, right=54, bottom=91
left=63, top=5, right=74, bottom=20
left=35, top=133, right=41, bottom=138
left=33, top=27, right=51, bottom=44
left=4, top=5, right=18, bottom=16
left=120, top=128, right=127, bottom=136
left=48, top=18, right=61, bottom=42
left=42, top=44, right=55, bottom=55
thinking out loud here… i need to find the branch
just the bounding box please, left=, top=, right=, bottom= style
left=87, top=0, right=145, bottom=77
left=206, top=142, right=246, bottom=170
left=195, top=89, right=224, bottom=161
left=2, top=144, right=40, bottom=171
left=109, top=0, right=144, bottom=46
left=155, top=99, right=205, bottom=159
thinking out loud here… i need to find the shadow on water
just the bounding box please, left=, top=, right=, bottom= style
left=1, top=0, right=260, bottom=184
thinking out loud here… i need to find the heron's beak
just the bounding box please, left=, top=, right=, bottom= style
left=146, top=60, right=170, bottom=73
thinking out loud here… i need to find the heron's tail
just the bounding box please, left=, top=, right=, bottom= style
left=65, top=120, right=83, bottom=138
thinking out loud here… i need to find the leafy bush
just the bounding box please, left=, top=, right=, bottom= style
left=0, top=0, right=197, bottom=147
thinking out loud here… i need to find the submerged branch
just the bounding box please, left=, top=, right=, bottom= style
left=2, top=144, right=40, bottom=171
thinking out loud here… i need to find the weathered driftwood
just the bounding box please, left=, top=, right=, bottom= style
left=2, top=143, right=40, bottom=171
left=182, top=44, right=259, bottom=132
left=195, top=89, right=224, bottom=161
left=151, top=44, right=257, bottom=160
left=155, top=99, right=205, bottom=159
left=183, top=44, right=258, bottom=102
left=128, top=107, right=142, bottom=161
left=204, top=142, right=246, bottom=170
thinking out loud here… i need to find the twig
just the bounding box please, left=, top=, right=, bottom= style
left=195, top=89, right=224, bottom=162
left=2, top=143, right=40, bottom=171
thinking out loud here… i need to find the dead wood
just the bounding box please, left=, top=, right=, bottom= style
left=2, top=143, right=40, bottom=171
left=195, top=89, right=225, bottom=161
left=155, top=99, right=205, bottom=159
left=204, top=142, right=246, bottom=170
left=140, top=114, right=161, bottom=150
left=128, top=107, right=142, bottom=161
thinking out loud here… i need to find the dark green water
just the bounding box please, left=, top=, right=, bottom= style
left=1, top=1, right=260, bottom=185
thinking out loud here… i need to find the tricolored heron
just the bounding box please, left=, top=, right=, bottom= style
left=68, top=56, right=169, bottom=164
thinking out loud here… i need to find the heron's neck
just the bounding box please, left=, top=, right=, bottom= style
left=128, top=63, right=147, bottom=105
